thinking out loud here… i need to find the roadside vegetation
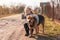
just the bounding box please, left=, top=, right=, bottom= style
left=0, top=4, right=25, bottom=18
left=38, top=16, right=60, bottom=40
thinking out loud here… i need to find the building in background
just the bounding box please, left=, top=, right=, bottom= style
left=40, top=1, right=60, bottom=21
left=40, top=2, right=52, bottom=17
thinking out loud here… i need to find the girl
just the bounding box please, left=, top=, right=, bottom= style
left=22, top=7, right=33, bottom=36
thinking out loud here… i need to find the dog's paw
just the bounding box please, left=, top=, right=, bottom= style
left=35, top=35, right=38, bottom=39
left=29, top=35, right=32, bottom=38
left=29, top=35, right=34, bottom=38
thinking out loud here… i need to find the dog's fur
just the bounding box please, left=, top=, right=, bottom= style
left=27, top=15, right=45, bottom=36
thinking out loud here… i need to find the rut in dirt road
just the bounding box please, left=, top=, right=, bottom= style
left=0, top=14, right=25, bottom=40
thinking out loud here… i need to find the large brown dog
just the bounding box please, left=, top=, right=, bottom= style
left=27, top=15, right=45, bottom=36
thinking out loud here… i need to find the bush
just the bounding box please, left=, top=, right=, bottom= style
left=17, top=6, right=25, bottom=13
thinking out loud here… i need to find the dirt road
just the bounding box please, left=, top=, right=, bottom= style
left=0, top=14, right=36, bottom=40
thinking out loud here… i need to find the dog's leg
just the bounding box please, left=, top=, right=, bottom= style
left=35, top=25, right=40, bottom=34
left=35, top=27, right=38, bottom=35
left=42, top=22, right=44, bottom=34
left=30, top=28, right=33, bottom=37
left=36, top=26, right=39, bottom=34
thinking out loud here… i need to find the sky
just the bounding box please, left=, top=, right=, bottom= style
left=0, top=0, right=51, bottom=9
left=0, top=0, right=51, bottom=6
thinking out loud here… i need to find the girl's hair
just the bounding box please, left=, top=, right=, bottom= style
left=33, top=9, right=38, bottom=14
left=30, top=11, right=33, bottom=14
left=24, top=6, right=33, bottom=14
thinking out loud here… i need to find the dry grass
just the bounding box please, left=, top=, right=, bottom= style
left=44, top=16, right=60, bottom=35
left=37, top=16, right=60, bottom=40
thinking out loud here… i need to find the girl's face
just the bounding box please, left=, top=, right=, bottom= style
left=26, top=9, right=31, bottom=14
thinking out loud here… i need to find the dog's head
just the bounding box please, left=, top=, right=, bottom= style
left=26, top=15, right=36, bottom=27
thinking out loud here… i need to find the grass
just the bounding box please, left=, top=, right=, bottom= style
left=44, top=16, right=60, bottom=35
left=37, top=16, right=60, bottom=40
left=38, top=16, right=60, bottom=40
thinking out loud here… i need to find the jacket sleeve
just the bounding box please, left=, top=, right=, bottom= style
left=21, top=14, right=26, bottom=19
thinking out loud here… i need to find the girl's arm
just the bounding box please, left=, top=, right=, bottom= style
left=22, top=13, right=26, bottom=19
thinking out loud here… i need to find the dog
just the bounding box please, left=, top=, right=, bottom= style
left=27, top=15, right=45, bottom=37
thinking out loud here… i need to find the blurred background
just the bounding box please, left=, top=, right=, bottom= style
left=0, top=0, right=60, bottom=21
left=0, top=0, right=60, bottom=40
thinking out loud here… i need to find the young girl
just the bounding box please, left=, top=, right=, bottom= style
left=22, top=6, right=39, bottom=36
left=22, top=7, right=33, bottom=36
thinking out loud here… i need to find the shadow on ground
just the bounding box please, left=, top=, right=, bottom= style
left=30, top=34, right=60, bottom=40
